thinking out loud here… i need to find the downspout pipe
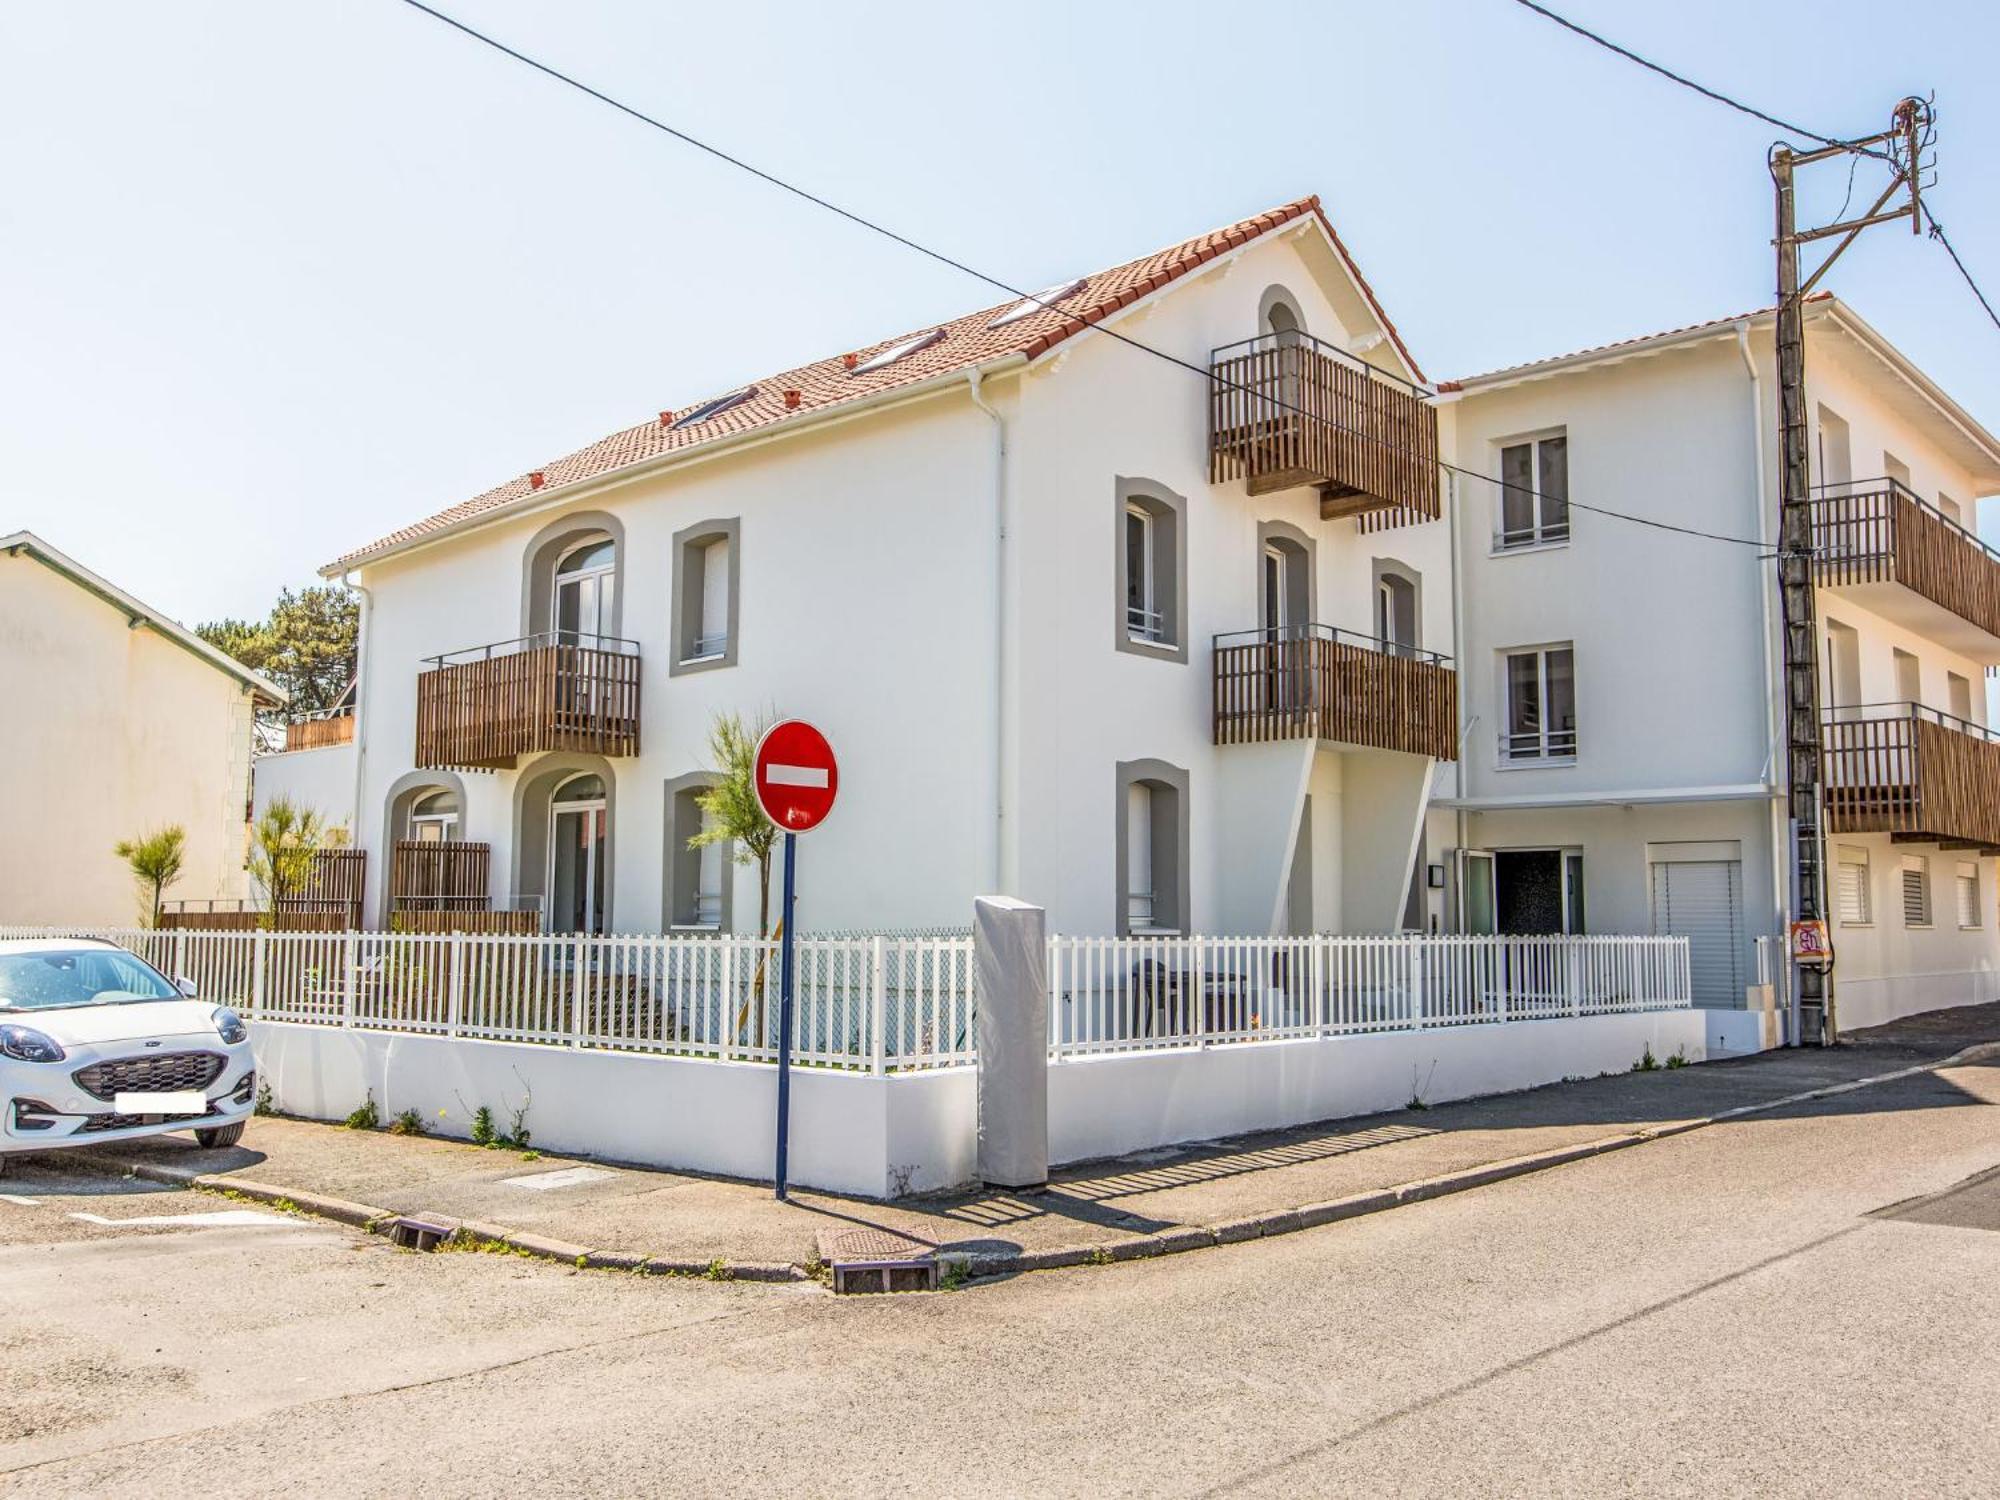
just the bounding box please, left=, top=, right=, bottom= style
left=1737, top=321, right=1790, bottom=1019
left=340, top=569, right=373, bottom=873
left=967, top=369, right=1009, bottom=893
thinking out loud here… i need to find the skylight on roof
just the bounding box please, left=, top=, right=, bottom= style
left=670, top=386, right=758, bottom=429
left=849, top=328, right=945, bottom=376
left=987, top=278, right=1088, bottom=329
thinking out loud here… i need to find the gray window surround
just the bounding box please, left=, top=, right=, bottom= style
left=1258, top=284, right=1308, bottom=337
left=669, top=517, right=741, bottom=676
left=378, top=768, right=473, bottom=926
left=662, top=770, right=734, bottom=931
left=1257, top=520, right=1317, bottom=631
left=520, top=510, right=627, bottom=642
left=1114, top=478, right=1189, bottom=665
left=511, top=753, right=617, bottom=933
left=1371, top=556, right=1422, bottom=651
left=1115, top=758, right=1191, bottom=936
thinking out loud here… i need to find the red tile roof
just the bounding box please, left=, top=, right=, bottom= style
left=325, top=196, right=1420, bottom=573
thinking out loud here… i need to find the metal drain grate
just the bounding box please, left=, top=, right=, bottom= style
left=816, top=1226, right=940, bottom=1294
left=388, top=1214, right=457, bottom=1251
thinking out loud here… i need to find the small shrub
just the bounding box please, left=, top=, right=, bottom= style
left=1664, top=1045, right=1691, bottom=1070
left=519, top=1149, right=541, bottom=1163
left=938, top=1259, right=968, bottom=1291
left=254, top=1079, right=275, bottom=1117
left=1632, top=1047, right=1660, bottom=1073
left=503, top=1099, right=532, bottom=1150
left=1086, top=1247, right=1113, bottom=1267
left=1406, top=1095, right=1430, bottom=1112
left=703, top=1257, right=734, bottom=1282
left=470, top=1106, right=497, bottom=1147
left=345, top=1091, right=380, bottom=1130
left=388, top=1108, right=427, bottom=1137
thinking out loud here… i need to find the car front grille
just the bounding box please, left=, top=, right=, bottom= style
left=72, top=1052, right=227, bottom=1103
left=79, top=1102, right=224, bottom=1133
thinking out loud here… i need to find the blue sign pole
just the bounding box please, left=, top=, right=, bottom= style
left=774, top=830, right=798, bottom=1200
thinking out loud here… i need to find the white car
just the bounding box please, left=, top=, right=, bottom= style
left=0, top=937, right=257, bottom=1175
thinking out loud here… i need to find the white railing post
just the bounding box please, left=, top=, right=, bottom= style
left=870, top=934, right=888, bottom=1075
left=570, top=936, right=586, bottom=1049
left=1310, top=936, right=1326, bottom=1037
left=1495, top=939, right=1509, bottom=1025
left=252, top=930, right=267, bottom=1020
left=171, top=929, right=188, bottom=986
left=1409, top=938, right=1425, bottom=1030
left=719, top=939, right=735, bottom=1062
left=1567, top=938, right=1583, bottom=1017
left=342, top=932, right=358, bottom=1029
left=447, top=932, right=465, bottom=1038
left=1191, top=937, right=1207, bottom=1049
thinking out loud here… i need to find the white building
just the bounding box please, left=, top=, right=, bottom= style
left=1430, top=296, right=2000, bottom=1033
left=257, top=198, right=1458, bottom=938
left=0, top=532, right=284, bottom=925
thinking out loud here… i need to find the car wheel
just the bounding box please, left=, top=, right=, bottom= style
left=195, top=1123, right=245, bottom=1149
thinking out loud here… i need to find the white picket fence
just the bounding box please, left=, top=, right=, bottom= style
left=5, top=927, right=1691, bottom=1073
left=1048, top=933, right=1693, bottom=1057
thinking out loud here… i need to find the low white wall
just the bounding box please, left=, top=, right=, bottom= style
left=250, top=1022, right=973, bottom=1199
left=1048, top=1009, right=1708, bottom=1166
left=1836, top=969, right=2000, bottom=1033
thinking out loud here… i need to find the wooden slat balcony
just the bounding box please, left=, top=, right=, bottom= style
left=1823, top=703, right=2000, bottom=851
left=390, top=838, right=492, bottom=913
left=415, top=633, right=641, bottom=771
left=1209, top=332, right=1440, bottom=521
left=1213, top=624, right=1457, bottom=760
left=279, top=710, right=354, bottom=752
left=1812, top=480, right=2000, bottom=661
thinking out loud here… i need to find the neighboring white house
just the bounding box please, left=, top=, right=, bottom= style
left=1428, top=296, right=2000, bottom=1033
left=257, top=197, right=1458, bottom=937
left=0, top=532, right=285, bottom=925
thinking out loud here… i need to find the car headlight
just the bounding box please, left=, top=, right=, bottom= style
left=0, top=1023, right=66, bottom=1063
left=212, top=1007, right=248, bottom=1046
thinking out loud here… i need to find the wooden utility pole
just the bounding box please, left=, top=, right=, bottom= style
left=1771, top=98, right=1929, bottom=1046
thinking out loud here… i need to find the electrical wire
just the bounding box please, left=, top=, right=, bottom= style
left=1508, top=1, right=2000, bottom=339
left=393, top=1, right=1772, bottom=552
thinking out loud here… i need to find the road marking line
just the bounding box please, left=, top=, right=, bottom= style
left=1, top=1193, right=42, bottom=1207
left=69, top=1209, right=303, bottom=1229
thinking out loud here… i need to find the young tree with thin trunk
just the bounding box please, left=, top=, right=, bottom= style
left=113, top=826, right=186, bottom=928
left=247, top=798, right=347, bottom=923
left=689, top=712, right=779, bottom=935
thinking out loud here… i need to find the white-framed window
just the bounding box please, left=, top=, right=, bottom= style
left=1116, top=760, right=1188, bottom=936
left=1502, top=645, right=1577, bottom=761
left=1957, top=862, right=1982, bottom=929
left=1901, top=854, right=1931, bottom=928
left=1835, top=845, right=1871, bottom=925
left=552, top=535, right=617, bottom=647
left=1496, top=433, right=1569, bottom=550
left=671, top=518, right=740, bottom=675
left=409, top=789, right=460, bottom=843
left=1126, top=503, right=1163, bottom=643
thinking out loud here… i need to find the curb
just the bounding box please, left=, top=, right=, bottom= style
left=56, top=1039, right=2000, bottom=1288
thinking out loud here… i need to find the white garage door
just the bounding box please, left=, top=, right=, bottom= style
left=1650, top=859, right=1745, bottom=1008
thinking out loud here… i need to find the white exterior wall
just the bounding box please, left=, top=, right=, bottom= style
left=0, top=549, right=258, bottom=925
left=349, top=394, right=998, bottom=934
left=252, top=741, right=358, bottom=833
left=334, top=226, right=1452, bottom=938
left=1007, top=229, right=1451, bottom=935
left=1448, top=311, right=2000, bottom=1028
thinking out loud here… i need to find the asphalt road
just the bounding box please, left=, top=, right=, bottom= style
left=3, top=1056, right=1998, bottom=1498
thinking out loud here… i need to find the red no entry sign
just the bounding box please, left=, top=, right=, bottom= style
left=754, top=719, right=839, bottom=833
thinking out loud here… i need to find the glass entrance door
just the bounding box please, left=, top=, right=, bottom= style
left=548, top=775, right=607, bottom=934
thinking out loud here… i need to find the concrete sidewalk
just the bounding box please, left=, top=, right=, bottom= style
left=42, top=1002, right=2000, bottom=1280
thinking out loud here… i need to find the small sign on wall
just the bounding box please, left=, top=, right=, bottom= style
left=1789, top=918, right=1833, bottom=969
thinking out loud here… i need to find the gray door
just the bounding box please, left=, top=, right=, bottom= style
left=1649, top=860, right=1744, bottom=1007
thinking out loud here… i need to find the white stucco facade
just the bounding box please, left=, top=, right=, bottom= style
left=1441, top=298, right=2000, bottom=1031
left=1, top=534, right=280, bottom=925
left=257, top=211, right=1453, bottom=939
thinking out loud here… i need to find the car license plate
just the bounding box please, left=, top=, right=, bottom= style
left=114, top=1091, right=208, bottom=1116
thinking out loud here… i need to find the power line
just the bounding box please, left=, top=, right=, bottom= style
left=1507, top=0, right=2000, bottom=336
left=393, top=0, right=1770, bottom=553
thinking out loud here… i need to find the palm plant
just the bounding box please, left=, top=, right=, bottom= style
left=113, top=826, right=187, bottom=927
left=247, top=798, right=346, bottom=921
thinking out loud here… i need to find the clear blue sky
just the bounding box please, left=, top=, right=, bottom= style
left=4, top=0, right=1995, bottom=625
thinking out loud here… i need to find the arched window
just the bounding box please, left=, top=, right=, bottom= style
left=1373, top=561, right=1422, bottom=657
left=409, top=788, right=460, bottom=842
left=552, top=535, right=617, bottom=648
left=1260, top=286, right=1308, bottom=346
left=548, top=772, right=609, bottom=934
left=1116, top=759, right=1190, bottom=935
